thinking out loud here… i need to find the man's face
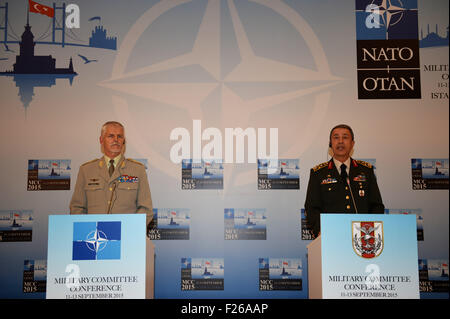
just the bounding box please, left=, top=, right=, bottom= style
left=330, top=127, right=354, bottom=161
left=100, top=124, right=125, bottom=158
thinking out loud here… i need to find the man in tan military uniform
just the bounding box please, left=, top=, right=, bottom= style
left=70, top=121, right=153, bottom=228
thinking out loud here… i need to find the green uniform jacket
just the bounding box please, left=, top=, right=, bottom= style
left=304, top=158, right=384, bottom=237
left=70, top=156, right=153, bottom=223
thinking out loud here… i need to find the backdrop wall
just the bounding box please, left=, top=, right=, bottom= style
left=0, top=0, right=448, bottom=299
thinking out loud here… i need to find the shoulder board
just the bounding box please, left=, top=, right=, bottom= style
left=81, top=159, right=99, bottom=167
left=312, top=162, right=328, bottom=172
left=127, top=158, right=144, bottom=166
left=356, top=160, right=372, bottom=168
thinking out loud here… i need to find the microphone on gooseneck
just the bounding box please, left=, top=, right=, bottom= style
left=107, top=176, right=120, bottom=214
left=341, top=163, right=359, bottom=214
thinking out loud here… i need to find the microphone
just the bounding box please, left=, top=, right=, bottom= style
left=341, top=164, right=359, bottom=214
left=347, top=180, right=359, bottom=214
left=107, top=177, right=120, bottom=214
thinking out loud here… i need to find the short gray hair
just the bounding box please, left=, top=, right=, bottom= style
left=100, top=121, right=125, bottom=138
left=100, top=121, right=126, bottom=155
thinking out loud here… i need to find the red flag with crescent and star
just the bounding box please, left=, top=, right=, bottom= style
left=29, top=0, right=54, bottom=18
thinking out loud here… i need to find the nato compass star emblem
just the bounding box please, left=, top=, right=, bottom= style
left=84, top=229, right=109, bottom=254
left=99, top=0, right=342, bottom=194
left=356, top=0, right=419, bottom=40
left=369, top=0, right=406, bottom=30
left=72, top=221, right=121, bottom=260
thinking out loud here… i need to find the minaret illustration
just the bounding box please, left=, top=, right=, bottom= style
left=10, top=21, right=76, bottom=75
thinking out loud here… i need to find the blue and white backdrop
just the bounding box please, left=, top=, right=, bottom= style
left=0, top=0, right=448, bottom=298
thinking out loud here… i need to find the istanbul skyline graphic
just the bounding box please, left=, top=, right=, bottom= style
left=0, top=1, right=117, bottom=110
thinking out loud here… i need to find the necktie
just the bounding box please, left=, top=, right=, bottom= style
left=340, top=163, right=348, bottom=183
left=109, top=159, right=115, bottom=177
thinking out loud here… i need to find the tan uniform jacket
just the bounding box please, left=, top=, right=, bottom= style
left=70, top=156, right=153, bottom=223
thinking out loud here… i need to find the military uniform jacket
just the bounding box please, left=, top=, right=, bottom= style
left=304, top=158, right=384, bottom=237
left=70, top=156, right=153, bottom=223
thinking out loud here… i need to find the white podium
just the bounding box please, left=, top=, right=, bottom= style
left=306, top=214, right=420, bottom=299
left=47, top=214, right=154, bottom=299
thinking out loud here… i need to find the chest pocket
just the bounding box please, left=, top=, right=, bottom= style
left=116, top=182, right=138, bottom=205
left=84, top=180, right=105, bottom=208
left=84, top=180, right=104, bottom=191
left=320, top=183, right=339, bottom=203
left=117, top=182, right=138, bottom=191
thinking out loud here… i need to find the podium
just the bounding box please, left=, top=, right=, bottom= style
left=307, top=214, right=420, bottom=299
left=145, top=237, right=155, bottom=299
left=46, top=214, right=155, bottom=299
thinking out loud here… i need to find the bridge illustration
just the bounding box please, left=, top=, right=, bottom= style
left=0, top=2, right=116, bottom=50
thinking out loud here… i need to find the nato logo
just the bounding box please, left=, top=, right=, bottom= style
left=72, top=221, right=121, bottom=260
left=355, top=0, right=419, bottom=40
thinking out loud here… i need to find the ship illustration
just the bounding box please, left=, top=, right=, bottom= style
left=169, top=217, right=179, bottom=226
left=434, top=166, right=445, bottom=176
left=11, top=218, right=22, bottom=228
left=203, top=167, right=213, bottom=176
left=279, top=167, right=289, bottom=177
left=245, top=217, right=256, bottom=226
left=280, top=267, right=291, bottom=277
left=203, top=266, right=214, bottom=277
left=49, top=168, right=60, bottom=176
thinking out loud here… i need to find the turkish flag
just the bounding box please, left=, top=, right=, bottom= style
left=29, top=0, right=54, bottom=18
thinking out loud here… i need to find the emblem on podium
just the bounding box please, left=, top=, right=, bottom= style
left=352, top=221, right=383, bottom=259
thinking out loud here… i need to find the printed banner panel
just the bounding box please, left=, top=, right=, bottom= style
left=321, top=214, right=420, bottom=299
left=46, top=214, right=146, bottom=299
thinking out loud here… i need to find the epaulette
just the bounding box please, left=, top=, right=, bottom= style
left=356, top=160, right=372, bottom=168
left=312, top=162, right=328, bottom=172
left=127, top=158, right=144, bottom=166
left=81, top=159, right=99, bottom=167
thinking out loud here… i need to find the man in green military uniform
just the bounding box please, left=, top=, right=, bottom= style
left=305, top=124, right=384, bottom=237
left=70, top=121, right=153, bottom=231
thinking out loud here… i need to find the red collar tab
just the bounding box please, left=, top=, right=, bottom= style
left=352, top=159, right=358, bottom=167
left=328, top=161, right=333, bottom=169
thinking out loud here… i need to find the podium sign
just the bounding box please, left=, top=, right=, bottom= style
left=320, top=214, right=419, bottom=299
left=46, top=214, right=146, bottom=299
